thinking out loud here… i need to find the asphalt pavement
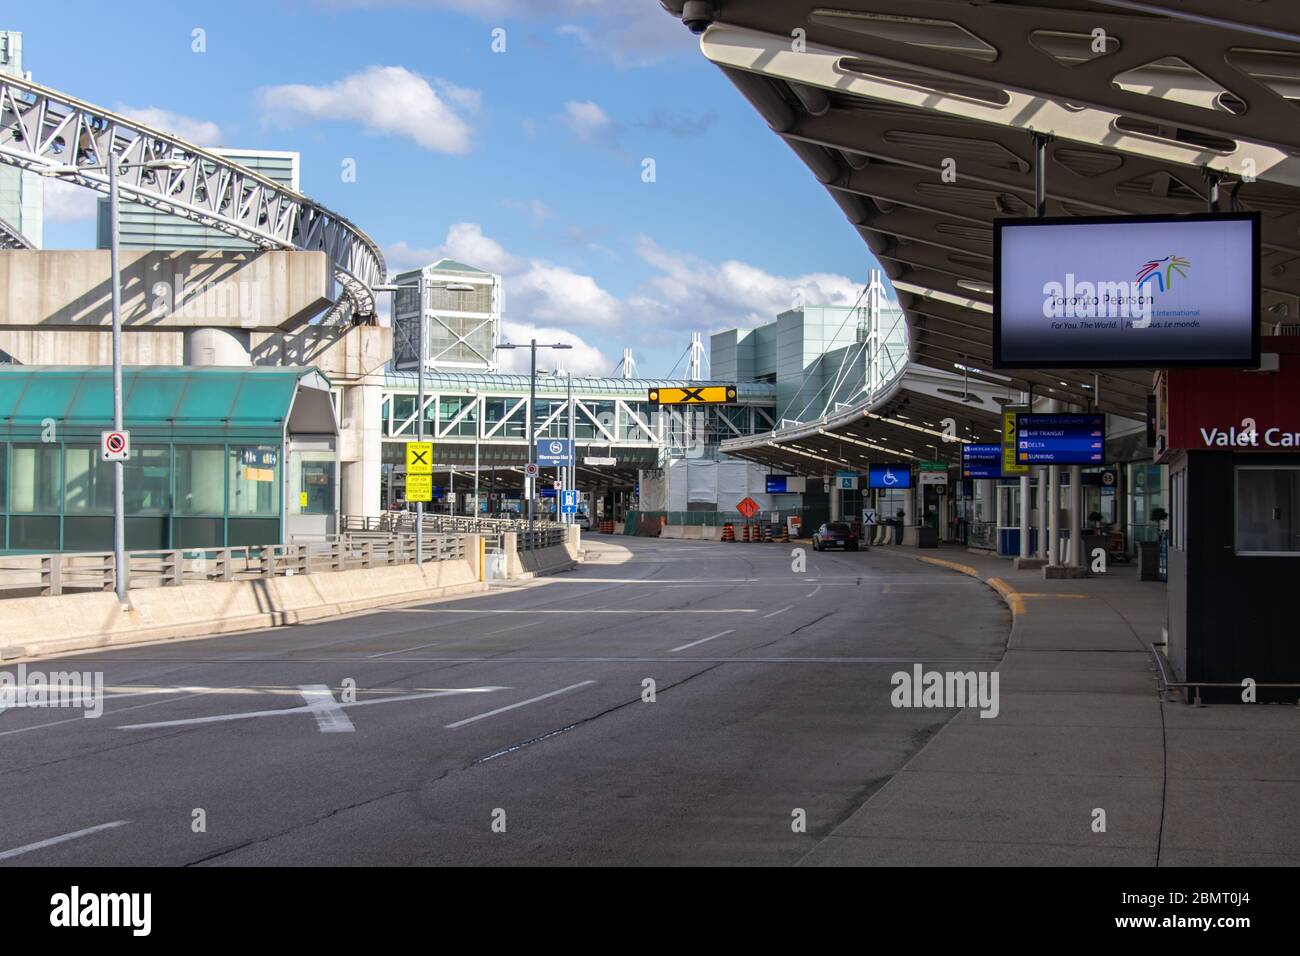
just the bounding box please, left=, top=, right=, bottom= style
left=0, top=535, right=1008, bottom=866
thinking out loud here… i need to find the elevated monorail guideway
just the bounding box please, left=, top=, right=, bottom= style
left=0, top=73, right=385, bottom=317
left=0, top=214, right=31, bottom=250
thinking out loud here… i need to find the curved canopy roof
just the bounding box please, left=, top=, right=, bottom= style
left=659, top=0, right=1300, bottom=418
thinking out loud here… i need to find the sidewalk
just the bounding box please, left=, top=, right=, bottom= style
left=801, top=545, right=1300, bottom=866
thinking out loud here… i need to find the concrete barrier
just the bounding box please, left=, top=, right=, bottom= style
left=0, top=556, right=484, bottom=661
left=660, top=525, right=724, bottom=541
left=0, top=528, right=591, bottom=661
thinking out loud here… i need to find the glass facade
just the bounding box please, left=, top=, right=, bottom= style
left=1129, top=462, right=1167, bottom=545
left=0, top=440, right=286, bottom=554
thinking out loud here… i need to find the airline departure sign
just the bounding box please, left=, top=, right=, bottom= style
left=1016, top=414, right=1106, bottom=465
left=648, top=385, right=737, bottom=405
left=961, top=444, right=1003, bottom=479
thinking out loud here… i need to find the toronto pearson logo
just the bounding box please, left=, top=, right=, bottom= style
left=1135, top=254, right=1191, bottom=293
left=1039, top=252, right=1190, bottom=327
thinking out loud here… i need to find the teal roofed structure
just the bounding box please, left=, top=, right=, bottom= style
left=0, top=366, right=335, bottom=442
left=0, top=366, right=338, bottom=554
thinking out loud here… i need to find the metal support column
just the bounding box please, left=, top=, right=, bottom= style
left=1037, top=466, right=1049, bottom=560
left=415, top=298, right=425, bottom=563
left=1048, top=465, right=1061, bottom=566
left=1068, top=462, right=1083, bottom=567
left=108, top=156, right=127, bottom=603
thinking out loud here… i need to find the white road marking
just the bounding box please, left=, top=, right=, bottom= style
left=500, top=577, right=873, bottom=585
left=0, top=820, right=128, bottom=862
left=0, top=693, right=197, bottom=738
left=445, top=681, right=596, bottom=729
left=405, top=609, right=756, bottom=615
left=298, top=685, right=355, bottom=733
left=763, top=605, right=794, bottom=619
left=366, top=642, right=440, bottom=659
left=483, top=621, right=533, bottom=637
left=670, top=630, right=735, bottom=653
left=806, top=584, right=822, bottom=599
left=117, top=687, right=506, bottom=731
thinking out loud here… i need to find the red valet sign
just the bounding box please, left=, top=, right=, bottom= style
left=1158, top=337, right=1300, bottom=460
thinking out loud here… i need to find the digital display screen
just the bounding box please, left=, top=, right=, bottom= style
left=766, top=475, right=805, bottom=494
left=1016, top=414, right=1106, bottom=465
left=995, top=212, right=1259, bottom=369
left=961, top=444, right=1003, bottom=479
left=867, top=463, right=912, bottom=489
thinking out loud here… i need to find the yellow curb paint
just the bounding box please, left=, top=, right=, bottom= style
left=917, top=558, right=1025, bottom=617
left=918, top=556, right=980, bottom=577
left=986, top=577, right=1027, bottom=616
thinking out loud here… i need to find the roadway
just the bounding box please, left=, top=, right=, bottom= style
left=0, top=535, right=1008, bottom=866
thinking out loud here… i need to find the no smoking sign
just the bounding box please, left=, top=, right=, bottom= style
left=101, top=430, right=130, bottom=462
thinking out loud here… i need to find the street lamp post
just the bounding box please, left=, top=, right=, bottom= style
left=495, top=339, right=571, bottom=532
left=41, top=156, right=187, bottom=605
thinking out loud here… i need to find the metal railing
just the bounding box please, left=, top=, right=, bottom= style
left=1150, top=642, right=1300, bottom=705
left=518, top=529, right=566, bottom=551
left=342, top=513, right=562, bottom=536
left=0, top=533, right=470, bottom=597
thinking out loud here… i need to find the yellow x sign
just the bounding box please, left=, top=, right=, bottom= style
left=648, top=385, right=737, bottom=405
left=405, top=441, right=433, bottom=474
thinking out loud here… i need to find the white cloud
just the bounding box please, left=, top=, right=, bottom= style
left=563, top=100, right=615, bottom=143
left=115, top=106, right=224, bottom=147
left=383, top=223, right=863, bottom=375
left=434, top=79, right=482, bottom=113
left=42, top=177, right=100, bottom=223
left=511, top=263, right=621, bottom=326
left=258, top=66, right=476, bottom=153
left=439, top=222, right=524, bottom=275
left=498, top=320, right=611, bottom=376
left=634, top=234, right=862, bottom=327
left=502, top=198, right=553, bottom=224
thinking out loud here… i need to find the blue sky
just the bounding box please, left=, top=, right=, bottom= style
left=11, top=0, right=882, bottom=376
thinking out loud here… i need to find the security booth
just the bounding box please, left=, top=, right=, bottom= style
left=0, top=366, right=338, bottom=553
left=1157, top=338, right=1300, bottom=701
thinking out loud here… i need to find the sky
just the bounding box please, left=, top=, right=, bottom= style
left=9, top=0, right=884, bottom=377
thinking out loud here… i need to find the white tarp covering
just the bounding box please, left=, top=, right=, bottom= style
left=663, top=458, right=777, bottom=512
left=637, top=469, right=668, bottom=512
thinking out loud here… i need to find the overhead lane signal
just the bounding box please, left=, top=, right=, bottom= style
left=648, top=385, right=737, bottom=405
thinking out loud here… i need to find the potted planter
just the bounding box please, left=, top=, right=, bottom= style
left=1139, top=507, right=1168, bottom=580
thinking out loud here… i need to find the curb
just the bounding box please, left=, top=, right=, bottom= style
left=912, top=554, right=1026, bottom=616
